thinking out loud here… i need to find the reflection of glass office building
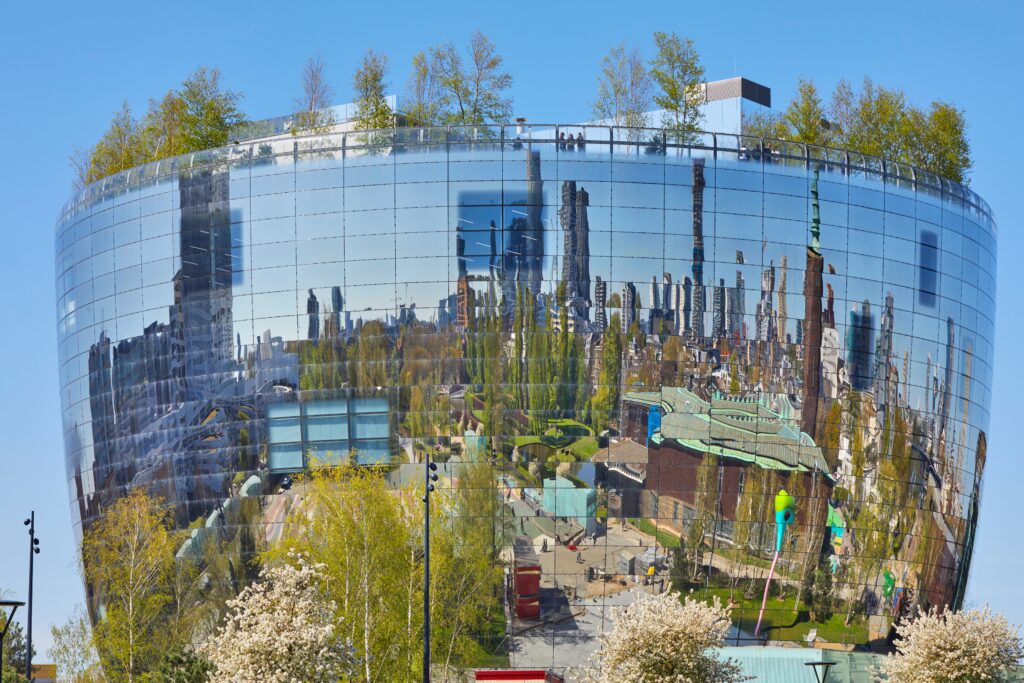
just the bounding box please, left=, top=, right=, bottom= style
left=56, top=117, right=996, bottom=672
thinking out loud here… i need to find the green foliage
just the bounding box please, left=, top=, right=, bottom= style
left=139, top=647, right=211, bottom=683
left=809, top=563, right=835, bottom=621
left=0, top=602, right=32, bottom=678
left=403, top=51, right=445, bottom=127
left=77, top=67, right=246, bottom=187
left=82, top=489, right=178, bottom=683
left=48, top=604, right=104, bottom=683
left=781, top=79, right=832, bottom=146
left=428, top=31, right=513, bottom=125
left=177, top=67, right=247, bottom=151
left=0, top=670, right=29, bottom=683
left=745, top=76, right=971, bottom=182
left=80, top=102, right=147, bottom=186
left=292, top=55, right=336, bottom=134
left=593, top=42, right=652, bottom=130
left=352, top=49, right=394, bottom=131
left=650, top=31, right=705, bottom=142
left=267, top=462, right=504, bottom=681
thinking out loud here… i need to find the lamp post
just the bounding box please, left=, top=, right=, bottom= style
left=422, top=457, right=439, bottom=683
left=24, top=511, right=41, bottom=681
left=1, top=599, right=26, bottom=683
left=805, top=660, right=836, bottom=682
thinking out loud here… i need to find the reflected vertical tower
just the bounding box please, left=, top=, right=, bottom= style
left=690, top=160, right=706, bottom=339
left=801, top=169, right=824, bottom=437
left=560, top=180, right=591, bottom=320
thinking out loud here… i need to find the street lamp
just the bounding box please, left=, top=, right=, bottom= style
left=422, top=458, right=439, bottom=683
left=1, top=599, right=26, bottom=683
left=805, top=660, right=836, bottom=682
left=24, top=511, right=41, bottom=681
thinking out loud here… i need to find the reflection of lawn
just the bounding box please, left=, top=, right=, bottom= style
left=693, top=587, right=868, bottom=644
left=568, top=436, right=599, bottom=459
left=628, top=517, right=681, bottom=548
left=515, top=420, right=596, bottom=456
left=466, top=601, right=510, bottom=668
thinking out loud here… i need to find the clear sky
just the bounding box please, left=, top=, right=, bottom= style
left=1, top=0, right=1020, bottom=657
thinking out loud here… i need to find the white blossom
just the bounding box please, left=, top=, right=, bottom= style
left=203, top=552, right=356, bottom=682
left=881, top=605, right=1024, bottom=683
left=575, top=590, right=748, bottom=683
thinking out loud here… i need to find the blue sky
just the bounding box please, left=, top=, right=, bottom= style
left=1, top=0, right=1020, bottom=656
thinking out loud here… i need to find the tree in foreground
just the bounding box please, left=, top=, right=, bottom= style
left=293, top=55, right=336, bottom=134
left=593, top=42, right=652, bottom=134
left=575, top=591, right=748, bottom=683
left=47, top=605, right=104, bottom=683
left=881, top=606, right=1023, bottom=683
left=0, top=594, right=32, bottom=683
left=269, top=462, right=502, bottom=681
left=650, top=31, right=705, bottom=142
left=139, top=646, right=211, bottom=683
left=203, top=553, right=355, bottom=683
left=82, top=489, right=177, bottom=683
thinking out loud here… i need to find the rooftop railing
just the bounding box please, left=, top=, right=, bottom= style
left=58, top=123, right=992, bottom=228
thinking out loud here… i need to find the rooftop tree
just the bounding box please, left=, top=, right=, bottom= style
left=744, top=76, right=972, bottom=183
left=177, top=67, right=247, bottom=151
left=73, top=67, right=246, bottom=188
left=293, top=55, right=336, bottom=134
left=403, top=50, right=444, bottom=127
left=352, top=49, right=394, bottom=131
left=593, top=42, right=652, bottom=132
left=650, top=31, right=705, bottom=143
left=431, top=30, right=513, bottom=126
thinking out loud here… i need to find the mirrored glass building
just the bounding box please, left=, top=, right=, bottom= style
left=56, top=121, right=996, bottom=672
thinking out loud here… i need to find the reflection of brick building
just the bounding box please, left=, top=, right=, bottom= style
left=511, top=536, right=541, bottom=620
left=621, top=388, right=833, bottom=541
left=594, top=439, right=647, bottom=518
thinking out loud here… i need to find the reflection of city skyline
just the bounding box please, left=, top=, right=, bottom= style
left=65, top=139, right=994, bottom=654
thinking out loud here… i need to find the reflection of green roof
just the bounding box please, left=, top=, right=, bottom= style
left=625, top=388, right=831, bottom=476
left=827, top=504, right=845, bottom=529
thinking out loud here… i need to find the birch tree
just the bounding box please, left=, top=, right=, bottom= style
left=47, top=605, right=103, bottom=683
left=430, top=31, right=513, bottom=125
left=593, top=43, right=652, bottom=131
left=352, top=49, right=393, bottom=131
left=650, top=31, right=705, bottom=142
left=82, top=490, right=176, bottom=683
left=403, top=50, right=444, bottom=127
left=293, top=55, right=336, bottom=134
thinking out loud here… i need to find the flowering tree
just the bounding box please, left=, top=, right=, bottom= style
left=881, top=606, right=1023, bottom=683
left=575, top=591, right=748, bottom=683
left=203, top=553, right=355, bottom=683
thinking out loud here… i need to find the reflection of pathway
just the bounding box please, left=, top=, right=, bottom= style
left=263, top=489, right=301, bottom=546
left=508, top=517, right=673, bottom=679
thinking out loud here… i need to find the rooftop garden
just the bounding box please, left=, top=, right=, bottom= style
left=73, top=30, right=972, bottom=189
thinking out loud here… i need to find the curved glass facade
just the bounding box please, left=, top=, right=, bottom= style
left=56, top=126, right=996, bottom=666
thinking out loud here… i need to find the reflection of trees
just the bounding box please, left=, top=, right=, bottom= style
left=353, top=320, right=391, bottom=388
left=298, top=337, right=347, bottom=391
left=591, top=312, right=623, bottom=433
